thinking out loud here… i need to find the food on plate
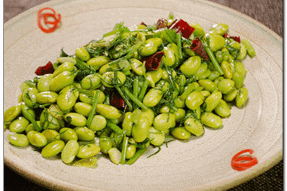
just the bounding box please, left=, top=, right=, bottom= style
left=4, top=13, right=255, bottom=166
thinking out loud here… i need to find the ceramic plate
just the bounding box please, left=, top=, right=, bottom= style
left=4, top=0, right=282, bottom=190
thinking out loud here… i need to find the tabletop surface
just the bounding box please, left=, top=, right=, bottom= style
left=4, top=0, right=283, bottom=190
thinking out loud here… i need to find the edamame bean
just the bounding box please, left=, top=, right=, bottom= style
left=4, top=104, right=22, bottom=122
left=194, top=63, right=208, bottom=79
left=122, top=112, right=133, bottom=136
left=153, top=113, right=175, bottom=131
left=42, top=129, right=60, bottom=143
left=171, top=127, right=191, bottom=140
left=242, top=39, right=256, bottom=58
left=191, top=23, right=205, bottom=37
left=20, top=80, right=36, bottom=92
left=221, top=61, right=233, bottom=79
left=148, top=127, right=165, bottom=146
left=25, top=121, right=41, bottom=134
left=40, top=109, right=61, bottom=131
left=108, top=147, right=121, bottom=165
left=77, top=144, right=100, bottom=159
left=8, top=133, right=29, bottom=147
left=49, top=71, right=78, bottom=92
left=41, top=140, right=65, bottom=158
left=201, top=112, right=222, bottom=128
left=232, top=71, right=245, bottom=89
left=162, top=45, right=176, bottom=66
left=217, top=79, right=235, bottom=94
left=101, top=71, right=126, bottom=88
left=126, top=144, right=136, bottom=159
left=214, top=99, right=231, bottom=117
left=132, top=115, right=150, bottom=143
left=79, top=90, right=105, bottom=105
left=96, top=104, right=122, bottom=119
left=185, top=91, right=205, bottom=110
left=57, top=85, right=79, bottom=111
left=9, top=117, right=29, bottom=133
left=224, top=89, right=238, bottom=102
left=74, top=102, right=92, bottom=117
left=22, top=87, right=38, bottom=108
left=180, top=56, right=201, bottom=77
left=80, top=74, right=101, bottom=90
left=36, top=91, right=58, bottom=104
left=37, top=74, right=53, bottom=92
left=57, top=57, right=76, bottom=64
left=174, top=108, right=186, bottom=122
left=236, top=87, right=248, bottom=107
left=198, top=79, right=217, bottom=92
left=74, top=126, right=95, bottom=141
left=88, top=115, right=107, bottom=132
left=130, top=58, right=145, bottom=76
left=143, top=88, right=163, bottom=107
left=27, top=131, right=47, bottom=147
left=237, top=44, right=247, bottom=60
left=75, top=47, right=90, bottom=61
left=53, top=62, right=75, bottom=77
left=87, top=56, right=110, bottom=70
left=64, top=113, right=86, bottom=127
left=184, top=117, right=204, bottom=136
left=200, top=90, right=211, bottom=97
left=60, top=128, right=78, bottom=142
left=209, top=23, right=229, bottom=35
left=138, top=38, right=162, bottom=56
left=204, top=91, right=222, bottom=112
left=99, top=136, right=113, bottom=154
left=61, top=140, right=79, bottom=164
left=209, top=34, right=225, bottom=52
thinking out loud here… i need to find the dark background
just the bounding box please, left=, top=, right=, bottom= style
left=4, top=0, right=283, bottom=190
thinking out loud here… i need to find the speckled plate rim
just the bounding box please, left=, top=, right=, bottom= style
left=4, top=0, right=283, bottom=190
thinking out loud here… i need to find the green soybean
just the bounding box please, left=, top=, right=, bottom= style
left=57, top=85, right=79, bottom=111
left=74, top=102, right=92, bottom=117
left=75, top=47, right=90, bottom=61
left=9, top=117, right=29, bottom=133
left=180, top=56, right=201, bottom=77
left=60, top=128, right=78, bottom=142
left=41, top=140, right=65, bottom=158
left=4, top=104, right=22, bottom=123
left=214, top=99, right=231, bottom=117
left=49, top=71, right=78, bottom=92
left=53, top=62, right=75, bottom=77
left=99, top=136, right=113, bottom=154
left=61, top=140, right=79, bottom=164
left=37, top=74, right=53, bottom=92
left=74, top=126, right=95, bottom=141
left=64, top=113, right=87, bottom=127
left=171, top=127, right=191, bottom=140
left=77, top=144, right=101, bottom=159
left=236, top=87, right=248, bottom=107
left=89, top=115, right=107, bottom=132
left=27, top=131, right=47, bottom=147
left=184, top=117, right=204, bottom=136
left=42, top=129, right=60, bottom=143
left=153, top=113, right=175, bottom=132
left=201, top=112, right=223, bottom=128
left=87, top=56, right=110, bottom=70
left=80, top=74, right=101, bottom=90
left=185, top=91, right=205, bottom=110
left=204, top=91, right=222, bottom=112
left=148, top=126, right=165, bottom=146
left=36, top=91, right=58, bottom=104
left=8, top=133, right=29, bottom=147
left=217, top=79, right=235, bottom=94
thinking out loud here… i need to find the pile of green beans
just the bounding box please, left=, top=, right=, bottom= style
left=4, top=16, right=255, bottom=166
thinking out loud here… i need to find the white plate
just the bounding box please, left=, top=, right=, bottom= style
left=4, top=0, right=282, bottom=190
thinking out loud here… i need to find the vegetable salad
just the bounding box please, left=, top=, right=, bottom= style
left=4, top=13, right=256, bottom=166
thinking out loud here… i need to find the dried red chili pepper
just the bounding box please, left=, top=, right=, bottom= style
left=35, top=61, right=54, bottom=75
left=37, top=7, right=61, bottom=33
left=224, top=33, right=241, bottom=43
left=156, top=18, right=168, bottom=29
left=231, top=149, right=258, bottom=171
left=168, top=18, right=195, bottom=39
left=142, top=51, right=165, bottom=71
left=110, top=91, right=129, bottom=111
left=190, top=37, right=209, bottom=60
left=140, top=22, right=147, bottom=27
